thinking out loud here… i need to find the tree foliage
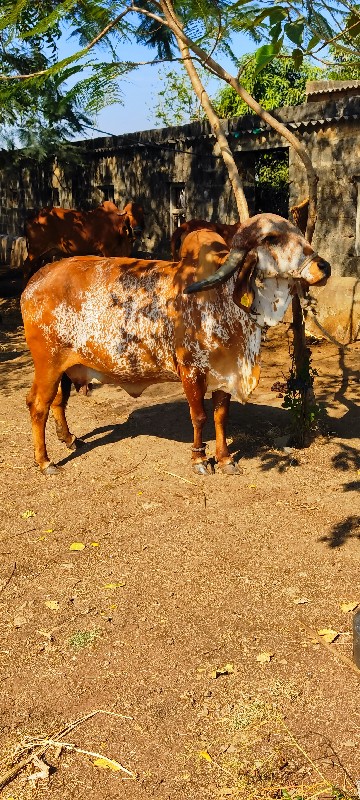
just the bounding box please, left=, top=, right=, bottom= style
left=212, top=53, right=322, bottom=118
left=1, top=0, right=360, bottom=158
left=152, top=65, right=211, bottom=126
left=0, top=0, right=129, bottom=159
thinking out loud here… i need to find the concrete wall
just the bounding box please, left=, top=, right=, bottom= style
left=1, top=96, right=360, bottom=276
left=289, top=120, right=360, bottom=277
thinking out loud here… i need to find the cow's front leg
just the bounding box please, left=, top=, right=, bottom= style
left=180, top=367, right=209, bottom=475
left=212, top=390, right=241, bottom=474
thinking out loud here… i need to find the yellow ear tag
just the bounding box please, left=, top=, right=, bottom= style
left=240, top=293, right=251, bottom=307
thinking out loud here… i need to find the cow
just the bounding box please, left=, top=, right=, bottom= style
left=23, top=200, right=145, bottom=282
left=20, top=213, right=330, bottom=476
left=171, top=218, right=240, bottom=259
left=290, top=198, right=309, bottom=235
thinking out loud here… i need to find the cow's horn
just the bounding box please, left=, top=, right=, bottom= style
left=184, top=249, right=246, bottom=294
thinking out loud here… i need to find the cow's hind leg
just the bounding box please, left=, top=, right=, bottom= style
left=51, top=374, right=84, bottom=451
left=26, top=370, right=63, bottom=475
left=180, top=367, right=210, bottom=475
left=212, top=390, right=241, bottom=475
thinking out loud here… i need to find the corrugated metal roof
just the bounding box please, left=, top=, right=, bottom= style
left=78, top=95, right=360, bottom=153
left=306, top=79, right=360, bottom=95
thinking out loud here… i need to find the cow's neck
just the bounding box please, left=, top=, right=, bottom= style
left=250, top=277, right=292, bottom=328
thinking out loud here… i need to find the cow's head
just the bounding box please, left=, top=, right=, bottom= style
left=184, top=214, right=330, bottom=327
left=122, top=201, right=145, bottom=239
left=100, top=200, right=145, bottom=240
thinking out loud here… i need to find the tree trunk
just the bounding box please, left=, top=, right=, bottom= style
left=152, top=0, right=318, bottom=239
left=174, top=33, right=249, bottom=222
left=152, top=0, right=317, bottom=444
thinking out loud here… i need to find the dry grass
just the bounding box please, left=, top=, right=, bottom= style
left=201, top=689, right=358, bottom=800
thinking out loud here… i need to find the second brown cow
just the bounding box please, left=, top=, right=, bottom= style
left=23, top=200, right=145, bottom=282
left=171, top=218, right=240, bottom=259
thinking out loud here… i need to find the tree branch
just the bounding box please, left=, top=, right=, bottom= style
left=0, top=5, right=132, bottom=80
left=132, top=1, right=318, bottom=240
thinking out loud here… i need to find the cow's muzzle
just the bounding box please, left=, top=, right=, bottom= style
left=291, top=252, right=331, bottom=285
left=315, top=257, right=331, bottom=279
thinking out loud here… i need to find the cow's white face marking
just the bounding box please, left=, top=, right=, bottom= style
left=251, top=276, right=292, bottom=328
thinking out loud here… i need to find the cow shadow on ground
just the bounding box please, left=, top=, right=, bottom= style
left=56, top=393, right=358, bottom=478
left=57, top=397, right=290, bottom=471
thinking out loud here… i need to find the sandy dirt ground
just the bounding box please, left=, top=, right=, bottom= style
left=0, top=289, right=359, bottom=800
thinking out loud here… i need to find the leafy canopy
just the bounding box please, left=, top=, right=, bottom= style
left=1, top=0, right=360, bottom=157
left=212, top=53, right=323, bottom=118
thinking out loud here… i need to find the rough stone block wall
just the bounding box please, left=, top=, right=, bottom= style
left=0, top=98, right=360, bottom=275
left=289, top=119, right=360, bottom=277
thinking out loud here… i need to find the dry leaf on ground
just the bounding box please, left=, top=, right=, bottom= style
left=93, top=757, right=123, bottom=771
left=211, top=663, right=234, bottom=678
left=340, top=602, right=358, bottom=613
left=198, top=750, right=212, bottom=762
left=317, top=628, right=339, bottom=643
left=44, top=600, right=59, bottom=611
left=69, top=542, right=86, bottom=551
left=256, top=652, right=274, bottom=663
left=103, top=581, right=126, bottom=589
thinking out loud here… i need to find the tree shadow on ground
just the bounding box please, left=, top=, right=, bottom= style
left=319, top=515, right=360, bottom=549
left=317, top=345, right=360, bottom=441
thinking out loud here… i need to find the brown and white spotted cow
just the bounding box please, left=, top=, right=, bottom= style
left=21, top=213, right=330, bottom=476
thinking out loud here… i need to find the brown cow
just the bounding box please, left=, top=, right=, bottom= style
left=23, top=200, right=145, bottom=282
left=21, top=213, right=330, bottom=476
left=290, top=198, right=309, bottom=235
left=171, top=218, right=240, bottom=259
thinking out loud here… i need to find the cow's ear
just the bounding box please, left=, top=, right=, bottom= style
left=232, top=252, right=257, bottom=310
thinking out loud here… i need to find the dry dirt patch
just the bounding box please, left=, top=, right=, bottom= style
left=0, top=295, right=359, bottom=799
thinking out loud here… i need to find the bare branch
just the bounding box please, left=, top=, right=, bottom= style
left=162, top=2, right=249, bottom=220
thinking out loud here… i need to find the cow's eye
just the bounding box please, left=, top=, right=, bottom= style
left=263, top=233, right=278, bottom=244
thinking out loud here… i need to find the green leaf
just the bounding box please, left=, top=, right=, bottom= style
left=344, top=11, right=360, bottom=40
left=21, top=0, right=77, bottom=39
left=270, top=22, right=283, bottom=42
left=251, top=8, right=280, bottom=27
left=284, top=22, right=304, bottom=46
left=269, top=8, right=287, bottom=26
left=254, top=40, right=283, bottom=75
left=292, top=48, right=304, bottom=69
left=306, top=33, right=320, bottom=52
left=0, top=0, right=28, bottom=30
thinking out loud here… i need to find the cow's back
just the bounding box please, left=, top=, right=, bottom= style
left=25, top=207, right=84, bottom=257
left=21, top=256, right=183, bottom=383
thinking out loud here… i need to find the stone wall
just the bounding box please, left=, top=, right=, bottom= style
left=1, top=96, right=360, bottom=276
left=289, top=117, right=360, bottom=277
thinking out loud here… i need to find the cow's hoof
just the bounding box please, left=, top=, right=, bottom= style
left=218, top=461, right=242, bottom=475
left=41, top=462, right=61, bottom=476
left=67, top=436, right=85, bottom=451
left=192, top=461, right=210, bottom=476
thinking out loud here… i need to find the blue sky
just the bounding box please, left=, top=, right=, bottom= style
left=59, top=29, right=253, bottom=138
